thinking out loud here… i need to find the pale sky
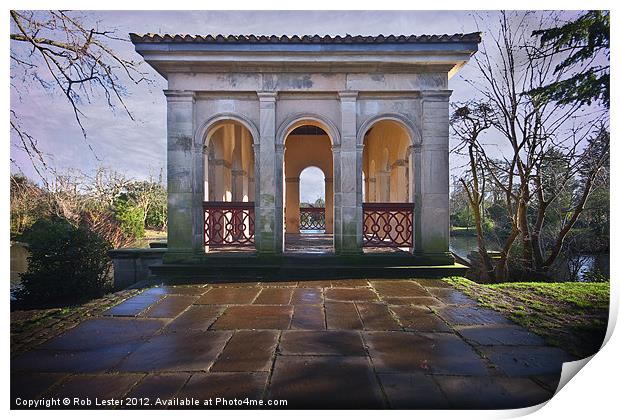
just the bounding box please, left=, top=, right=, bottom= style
left=9, top=10, right=589, bottom=202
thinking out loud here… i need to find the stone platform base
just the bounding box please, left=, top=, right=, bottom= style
left=150, top=253, right=468, bottom=282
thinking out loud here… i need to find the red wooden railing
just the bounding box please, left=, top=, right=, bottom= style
left=204, top=202, right=255, bottom=247
left=299, top=207, right=326, bottom=230
left=363, top=203, right=414, bottom=248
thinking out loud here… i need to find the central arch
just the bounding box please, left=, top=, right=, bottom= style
left=281, top=118, right=336, bottom=253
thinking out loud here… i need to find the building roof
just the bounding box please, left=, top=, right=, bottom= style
left=129, top=32, right=481, bottom=44
left=130, top=32, right=481, bottom=79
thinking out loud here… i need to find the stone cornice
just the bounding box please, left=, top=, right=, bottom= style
left=164, top=90, right=195, bottom=102
left=134, top=39, right=479, bottom=79
left=420, top=90, right=452, bottom=101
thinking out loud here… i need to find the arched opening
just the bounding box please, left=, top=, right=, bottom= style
left=361, top=119, right=414, bottom=252
left=203, top=120, right=255, bottom=252
left=299, top=166, right=326, bottom=232
left=283, top=123, right=334, bottom=253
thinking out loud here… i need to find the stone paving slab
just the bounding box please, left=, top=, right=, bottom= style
left=356, top=302, right=401, bottom=330
left=163, top=305, right=225, bottom=332
left=268, top=356, right=385, bottom=408
left=456, top=325, right=548, bottom=346
left=325, top=302, right=363, bottom=330
left=12, top=345, right=139, bottom=373
left=371, top=280, right=430, bottom=297
left=38, top=318, right=166, bottom=351
left=325, top=287, right=379, bottom=302
left=434, top=376, right=553, bottom=409
left=436, top=305, right=513, bottom=325
left=211, top=330, right=279, bottom=372
left=427, top=287, right=478, bottom=305
left=103, top=293, right=163, bottom=317
left=125, top=373, right=191, bottom=400
left=391, top=305, right=452, bottom=332
left=212, top=305, right=293, bottom=330
left=290, top=287, right=323, bottom=304
left=11, top=373, right=67, bottom=402
left=196, top=287, right=261, bottom=304
left=177, top=372, right=268, bottom=401
left=10, top=278, right=576, bottom=410
left=140, top=295, right=197, bottom=318
left=364, top=332, right=490, bottom=375
left=378, top=373, right=450, bottom=409
left=290, top=304, right=325, bottom=330
left=479, top=345, right=573, bottom=376
left=160, top=285, right=210, bottom=296
left=116, top=331, right=232, bottom=372
left=254, top=288, right=294, bottom=304
left=43, top=374, right=144, bottom=402
left=381, top=296, right=443, bottom=306
left=280, top=331, right=365, bottom=356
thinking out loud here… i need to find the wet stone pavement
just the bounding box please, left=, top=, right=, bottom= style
left=11, top=279, right=576, bottom=409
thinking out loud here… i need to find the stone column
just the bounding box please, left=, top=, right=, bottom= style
left=248, top=155, right=256, bottom=202
left=324, top=177, right=334, bottom=234
left=256, top=92, right=282, bottom=255
left=390, top=159, right=408, bottom=202
left=285, top=177, right=300, bottom=233
left=336, top=91, right=362, bottom=254
left=163, top=90, right=198, bottom=262
left=231, top=127, right=245, bottom=202
left=377, top=170, right=391, bottom=202
left=367, top=177, right=376, bottom=202
left=417, top=90, right=452, bottom=262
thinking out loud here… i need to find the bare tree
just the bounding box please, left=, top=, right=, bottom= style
left=452, top=11, right=609, bottom=281
left=86, top=167, right=130, bottom=209
left=10, top=10, right=149, bottom=177
left=451, top=102, right=501, bottom=282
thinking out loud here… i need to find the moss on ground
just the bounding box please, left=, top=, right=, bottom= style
left=444, top=277, right=610, bottom=358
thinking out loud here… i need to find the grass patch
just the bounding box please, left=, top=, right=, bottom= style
left=444, top=277, right=610, bottom=358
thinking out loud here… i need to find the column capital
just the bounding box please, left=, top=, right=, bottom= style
left=338, top=91, right=358, bottom=101
left=392, top=159, right=408, bottom=168
left=164, top=90, right=196, bottom=102
left=257, top=91, right=278, bottom=102
left=285, top=177, right=300, bottom=183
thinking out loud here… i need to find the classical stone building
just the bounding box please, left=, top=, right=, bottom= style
left=130, top=32, right=480, bottom=268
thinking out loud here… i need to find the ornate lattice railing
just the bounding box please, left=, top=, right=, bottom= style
left=299, top=207, right=326, bottom=231
left=363, top=203, right=414, bottom=248
left=204, top=202, right=255, bottom=247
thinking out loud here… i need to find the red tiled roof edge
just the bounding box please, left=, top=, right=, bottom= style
left=129, top=33, right=482, bottom=44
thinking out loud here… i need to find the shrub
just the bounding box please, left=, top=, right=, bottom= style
left=113, top=195, right=145, bottom=238
left=145, top=203, right=167, bottom=231
left=16, top=217, right=112, bottom=305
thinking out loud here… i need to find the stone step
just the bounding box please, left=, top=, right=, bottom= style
left=149, top=258, right=468, bottom=282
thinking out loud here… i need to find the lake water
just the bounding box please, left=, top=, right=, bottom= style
left=450, top=233, right=609, bottom=281
left=10, top=242, right=28, bottom=300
